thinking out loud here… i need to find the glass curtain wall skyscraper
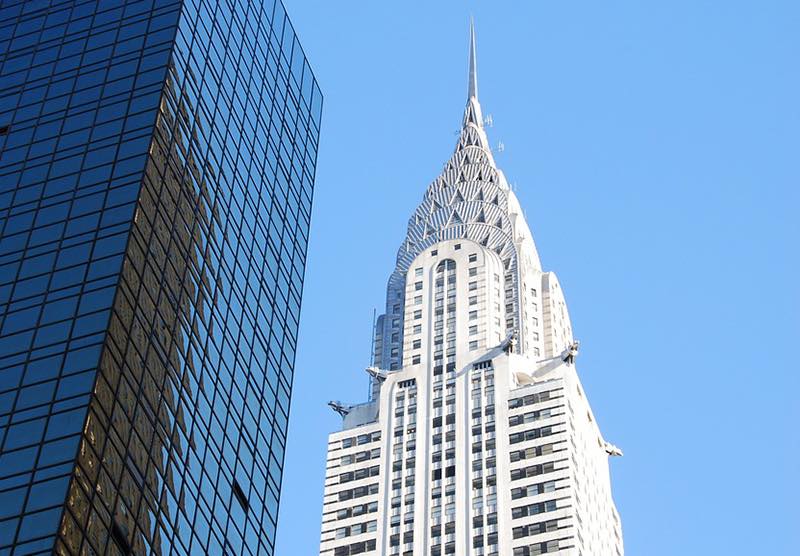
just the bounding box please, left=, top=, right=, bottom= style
left=0, top=1, right=321, bottom=555
left=319, top=24, right=622, bottom=556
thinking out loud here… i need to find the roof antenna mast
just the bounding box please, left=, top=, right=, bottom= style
left=468, top=16, right=478, bottom=100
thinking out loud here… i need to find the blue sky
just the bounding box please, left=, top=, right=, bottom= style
left=277, top=1, right=799, bottom=554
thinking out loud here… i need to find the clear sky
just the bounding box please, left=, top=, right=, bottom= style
left=276, top=1, right=799, bottom=554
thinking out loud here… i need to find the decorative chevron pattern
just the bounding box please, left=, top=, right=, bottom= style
left=393, top=99, right=519, bottom=274
left=375, top=93, right=544, bottom=372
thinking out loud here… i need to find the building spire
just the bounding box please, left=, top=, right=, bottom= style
left=461, top=18, right=487, bottom=135
left=468, top=17, right=478, bottom=100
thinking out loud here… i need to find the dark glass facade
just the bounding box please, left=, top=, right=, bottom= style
left=0, top=1, right=321, bottom=554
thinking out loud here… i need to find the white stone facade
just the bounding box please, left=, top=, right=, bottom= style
left=319, top=25, right=623, bottom=556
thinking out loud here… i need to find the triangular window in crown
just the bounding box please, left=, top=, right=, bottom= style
left=475, top=210, right=486, bottom=224
left=475, top=189, right=484, bottom=201
left=431, top=199, right=442, bottom=212
left=449, top=211, right=463, bottom=226
left=424, top=222, right=436, bottom=238
left=452, top=190, right=465, bottom=204
left=466, top=104, right=478, bottom=125
left=496, top=217, right=504, bottom=229
left=458, top=171, right=466, bottom=183
left=492, top=194, right=500, bottom=206
left=480, top=233, right=490, bottom=247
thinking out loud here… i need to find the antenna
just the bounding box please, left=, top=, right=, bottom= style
left=495, top=141, right=505, bottom=153
left=483, top=114, right=493, bottom=127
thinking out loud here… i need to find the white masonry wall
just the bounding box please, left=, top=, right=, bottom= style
left=319, top=240, right=623, bottom=556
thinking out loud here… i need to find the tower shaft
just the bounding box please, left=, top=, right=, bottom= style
left=319, top=24, right=623, bottom=556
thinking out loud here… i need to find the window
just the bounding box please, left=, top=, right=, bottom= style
left=413, top=324, right=422, bottom=334
left=338, top=483, right=379, bottom=502
left=414, top=310, right=422, bottom=320
left=469, top=296, right=477, bottom=306
left=469, top=310, right=477, bottom=320
left=111, top=521, right=132, bottom=554
left=415, top=268, right=423, bottom=277
left=469, top=325, right=478, bottom=335
left=469, top=253, right=477, bottom=263
left=469, top=341, right=478, bottom=350
left=414, top=295, right=422, bottom=305
left=469, top=267, right=478, bottom=277
left=509, top=425, right=554, bottom=444
left=511, top=499, right=558, bottom=519
left=412, top=355, right=421, bottom=365
left=334, top=539, right=377, bottom=555
left=232, top=479, right=249, bottom=512
left=510, top=461, right=557, bottom=481
left=415, top=281, right=423, bottom=291
left=412, top=339, right=421, bottom=349
left=431, top=249, right=438, bottom=256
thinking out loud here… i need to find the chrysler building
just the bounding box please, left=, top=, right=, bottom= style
left=319, top=23, right=624, bottom=556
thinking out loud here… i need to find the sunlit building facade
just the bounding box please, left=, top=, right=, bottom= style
left=319, top=25, right=622, bottom=556
left=0, top=0, right=321, bottom=554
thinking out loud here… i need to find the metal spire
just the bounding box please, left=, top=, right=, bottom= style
left=468, top=18, right=478, bottom=100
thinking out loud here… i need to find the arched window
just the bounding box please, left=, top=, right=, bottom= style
left=436, top=259, right=456, bottom=272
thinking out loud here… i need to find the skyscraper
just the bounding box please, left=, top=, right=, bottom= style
left=0, top=1, right=321, bottom=554
left=319, top=24, right=622, bottom=556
